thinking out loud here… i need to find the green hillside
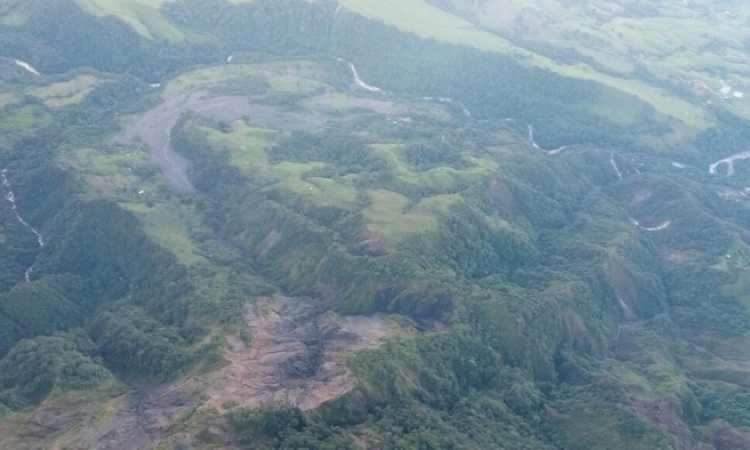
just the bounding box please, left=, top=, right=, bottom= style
left=0, top=0, right=750, bottom=448
left=73, top=0, right=184, bottom=40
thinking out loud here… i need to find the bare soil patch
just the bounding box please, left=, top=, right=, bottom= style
left=662, top=248, right=702, bottom=265
left=207, top=297, right=390, bottom=411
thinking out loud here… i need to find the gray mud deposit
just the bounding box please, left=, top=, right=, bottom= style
left=113, top=92, right=327, bottom=191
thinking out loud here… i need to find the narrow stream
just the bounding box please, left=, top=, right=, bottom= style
left=526, top=124, right=570, bottom=155
left=2, top=169, right=45, bottom=282
left=341, top=59, right=384, bottom=93
left=339, top=65, right=673, bottom=347
left=343, top=59, right=475, bottom=117
left=709, top=151, right=750, bottom=176
left=610, top=154, right=623, bottom=180
left=13, top=59, right=40, bottom=76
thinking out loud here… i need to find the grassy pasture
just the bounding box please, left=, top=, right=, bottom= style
left=337, top=0, right=711, bottom=128
left=364, top=189, right=436, bottom=240
left=60, top=146, right=155, bottom=196
left=363, top=189, right=460, bottom=241
left=26, top=75, right=100, bottom=108
left=163, top=60, right=326, bottom=97
left=304, top=93, right=405, bottom=117
left=0, top=104, right=52, bottom=134
left=203, top=121, right=360, bottom=210
left=337, top=0, right=520, bottom=54
left=462, top=0, right=750, bottom=125
left=372, top=142, right=490, bottom=192
left=59, top=145, right=209, bottom=266
left=0, top=93, right=20, bottom=112
left=52, top=0, right=258, bottom=41
left=0, top=8, right=26, bottom=26
left=72, top=0, right=184, bottom=40
left=163, top=65, right=263, bottom=97
left=202, top=120, right=466, bottom=235
left=202, top=121, right=278, bottom=173
left=286, top=176, right=358, bottom=210
left=120, top=200, right=209, bottom=266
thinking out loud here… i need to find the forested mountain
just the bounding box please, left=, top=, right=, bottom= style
left=1, top=0, right=750, bottom=448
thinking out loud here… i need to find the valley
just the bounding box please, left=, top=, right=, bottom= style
left=1, top=0, right=750, bottom=449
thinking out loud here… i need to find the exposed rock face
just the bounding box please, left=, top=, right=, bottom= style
left=207, top=296, right=390, bottom=411
left=0, top=297, right=389, bottom=449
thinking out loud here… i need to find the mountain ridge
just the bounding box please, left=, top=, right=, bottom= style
left=1, top=0, right=750, bottom=448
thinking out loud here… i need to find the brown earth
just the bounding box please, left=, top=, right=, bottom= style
left=662, top=248, right=702, bottom=265
left=0, top=380, right=198, bottom=450
left=0, top=296, right=391, bottom=449
left=630, top=397, right=708, bottom=450
left=206, top=296, right=390, bottom=411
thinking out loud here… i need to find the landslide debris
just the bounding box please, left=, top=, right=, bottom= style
left=207, top=296, right=391, bottom=411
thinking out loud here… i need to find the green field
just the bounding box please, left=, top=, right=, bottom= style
left=163, top=60, right=326, bottom=97
left=58, top=144, right=211, bottom=266
left=203, top=121, right=362, bottom=210
left=5, top=2, right=750, bottom=447
left=72, top=0, right=185, bottom=40
left=364, top=189, right=435, bottom=240
left=0, top=93, right=20, bottom=112
left=27, top=75, right=100, bottom=108
left=0, top=104, right=52, bottom=134
left=336, top=0, right=712, bottom=128
left=333, top=0, right=750, bottom=128
left=29, top=0, right=725, bottom=128
left=120, top=200, right=209, bottom=266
